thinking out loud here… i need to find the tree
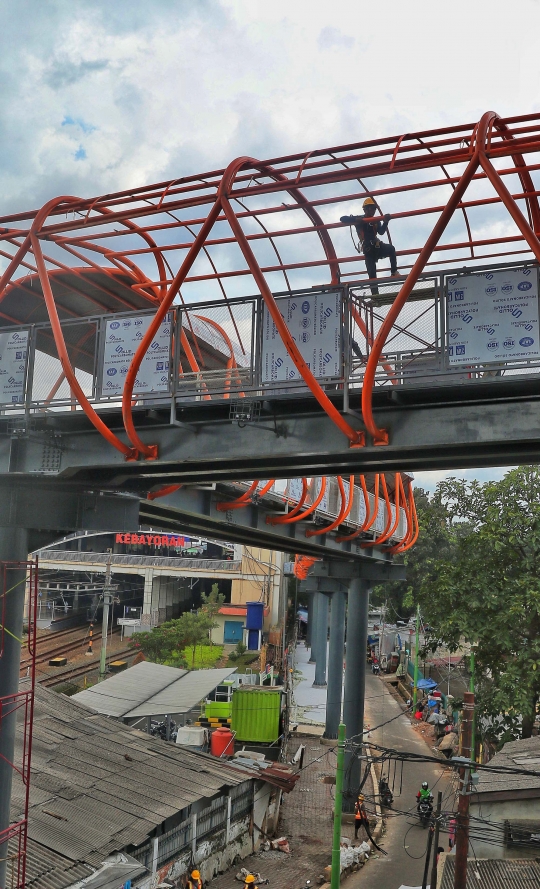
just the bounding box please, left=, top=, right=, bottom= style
left=416, top=467, right=540, bottom=741
left=129, top=609, right=217, bottom=668
left=176, top=610, right=216, bottom=668
left=371, top=487, right=456, bottom=619
left=200, top=583, right=225, bottom=643
left=128, top=623, right=186, bottom=665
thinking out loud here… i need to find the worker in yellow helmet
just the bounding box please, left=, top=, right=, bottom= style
left=243, top=875, right=258, bottom=889
left=340, top=197, right=398, bottom=295
left=187, top=869, right=202, bottom=889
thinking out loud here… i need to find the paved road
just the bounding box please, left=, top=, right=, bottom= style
left=348, top=673, right=453, bottom=889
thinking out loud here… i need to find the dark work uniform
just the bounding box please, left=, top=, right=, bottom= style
left=340, top=213, right=397, bottom=294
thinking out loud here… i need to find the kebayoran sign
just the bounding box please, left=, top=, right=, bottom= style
left=115, top=533, right=186, bottom=547
left=447, top=267, right=540, bottom=365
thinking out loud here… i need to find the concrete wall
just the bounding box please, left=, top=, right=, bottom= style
left=132, top=781, right=281, bottom=889
left=470, top=798, right=540, bottom=859
left=231, top=547, right=284, bottom=632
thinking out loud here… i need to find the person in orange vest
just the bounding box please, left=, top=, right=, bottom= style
left=243, top=875, right=257, bottom=889
left=341, top=197, right=398, bottom=294
left=354, top=793, right=369, bottom=840
left=187, top=870, right=202, bottom=889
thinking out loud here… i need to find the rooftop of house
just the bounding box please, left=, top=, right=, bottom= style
left=441, top=855, right=540, bottom=888
left=474, top=735, right=540, bottom=799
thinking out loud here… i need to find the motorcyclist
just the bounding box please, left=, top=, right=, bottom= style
left=416, top=781, right=433, bottom=809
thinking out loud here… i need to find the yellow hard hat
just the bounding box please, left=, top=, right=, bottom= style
left=191, top=871, right=200, bottom=880
left=245, top=877, right=256, bottom=884
left=362, top=197, right=376, bottom=207
left=358, top=794, right=364, bottom=801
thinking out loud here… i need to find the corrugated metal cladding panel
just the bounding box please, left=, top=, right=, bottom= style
left=441, top=857, right=540, bottom=888
left=231, top=687, right=282, bottom=743
left=14, top=838, right=94, bottom=889
left=73, top=662, right=187, bottom=717
left=125, top=667, right=237, bottom=717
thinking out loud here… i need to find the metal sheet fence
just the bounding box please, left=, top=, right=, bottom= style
left=3, top=260, right=540, bottom=414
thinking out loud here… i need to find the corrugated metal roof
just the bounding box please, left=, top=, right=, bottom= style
left=73, top=662, right=237, bottom=719
left=475, top=735, right=540, bottom=796
left=72, top=662, right=188, bottom=717
left=10, top=684, right=258, bottom=889
left=441, top=856, right=540, bottom=888
left=127, top=667, right=238, bottom=717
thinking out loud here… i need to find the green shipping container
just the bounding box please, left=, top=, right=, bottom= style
left=231, top=687, right=282, bottom=743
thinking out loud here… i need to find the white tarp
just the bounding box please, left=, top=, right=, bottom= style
left=101, top=313, right=171, bottom=396
left=0, top=330, right=28, bottom=404
left=261, top=292, right=342, bottom=382
left=447, top=267, right=540, bottom=365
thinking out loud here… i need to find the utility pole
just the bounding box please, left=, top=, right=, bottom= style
left=454, top=691, right=475, bottom=889
left=331, top=722, right=346, bottom=889
left=430, top=791, right=443, bottom=889
left=421, top=818, right=434, bottom=889
left=469, top=649, right=476, bottom=763
left=413, top=604, right=420, bottom=710
left=99, top=554, right=114, bottom=682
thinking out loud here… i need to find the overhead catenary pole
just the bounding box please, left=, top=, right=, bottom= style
left=413, top=603, right=420, bottom=710
left=454, top=691, right=475, bottom=889
left=330, top=722, right=346, bottom=889
left=99, top=555, right=114, bottom=682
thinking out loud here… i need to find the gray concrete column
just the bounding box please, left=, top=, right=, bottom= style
left=305, top=592, right=314, bottom=648
left=313, top=592, right=328, bottom=688
left=0, top=527, right=29, bottom=889
left=342, top=577, right=370, bottom=807
left=324, top=589, right=346, bottom=739
left=308, top=590, right=319, bottom=663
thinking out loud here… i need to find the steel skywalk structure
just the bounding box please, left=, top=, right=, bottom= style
left=4, top=109, right=540, bottom=886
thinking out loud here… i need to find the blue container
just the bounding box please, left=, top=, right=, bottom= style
left=247, top=628, right=260, bottom=650
left=246, top=601, right=264, bottom=630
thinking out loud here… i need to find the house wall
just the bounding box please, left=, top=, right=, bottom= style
left=470, top=798, right=540, bottom=859
left=231, top=548, right=284, bottom=633
left=132, top=779, right=282, bottom=889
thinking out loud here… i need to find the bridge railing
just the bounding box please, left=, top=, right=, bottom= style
left=1, top=259, right=538, bottom=415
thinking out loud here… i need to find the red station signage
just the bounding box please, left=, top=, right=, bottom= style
left=116, top=533, right=186, bottom=547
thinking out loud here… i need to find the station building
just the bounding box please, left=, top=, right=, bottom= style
left=32, top=530, right=285, bottom=646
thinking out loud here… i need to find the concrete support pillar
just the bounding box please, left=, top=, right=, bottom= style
left=308, top=591, right=319, bottom=663
left=324, top=589, right=346, bottom=739
left=313, top=592, right=328, bottom=687
left=141, top=568, right=153, bottom=627
left=0, top=527, right=29, bottom=889
left=305, top=591, right=314, bottom=648
left=343, top=577, right=370, bottom=807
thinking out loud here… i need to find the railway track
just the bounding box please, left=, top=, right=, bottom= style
left=20, top=624, right=119, bottom=672
left=40, top=647, right=134, bottom=688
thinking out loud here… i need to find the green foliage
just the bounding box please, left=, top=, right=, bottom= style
left=129, top=602, right=221, bottom=668
left=413, top=467, right=540, bottom=741
left=180, top=644, right=223, bottom=668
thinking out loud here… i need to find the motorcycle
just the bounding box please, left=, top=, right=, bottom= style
left=372, top=662, right=380, bottom=675
left=417, top=797, right=433, bottom=828
left=379, top=777, right=393, bottom=807
left=150, top=718, right=178, bottom=741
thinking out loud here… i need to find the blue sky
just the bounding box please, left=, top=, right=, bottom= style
left=0, top=0, right=538, bottom=489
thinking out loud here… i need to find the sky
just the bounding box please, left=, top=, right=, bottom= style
left=1, top=0, right=538, bottom=491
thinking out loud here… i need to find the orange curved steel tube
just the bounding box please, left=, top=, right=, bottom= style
left=392, top=483, right=419, bottom=553
left=122, top=154, right=364, bottom=458
left=387, top=476, right=413, bottom=553
left=271, top=476, right=328, bottom=525
left=363, top=473, right=401, bottom=547
left=267, top=478, right=309, bottom=525
left=361, top=474, right=394, bottom=547
left=193, top=313, right=243, bottom=399
left=147, top=484, right=182, bottom=501
left=305, top=474, right=354, bottom=538
left=216, top=480, right=259, bottom=511
left=350, top=303, right=397, bottom=384
left=336, top=473, right=379, bottom=542
left=361, top=110, right=540, bottom=444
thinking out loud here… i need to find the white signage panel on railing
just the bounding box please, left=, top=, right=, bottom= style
left=0, top=330, right=28, bottom=404
left=447, top=268, right=540, bottom=365
left=261, top=292, right=342, bottom=382
left=101, top=313, right=172, bottom=396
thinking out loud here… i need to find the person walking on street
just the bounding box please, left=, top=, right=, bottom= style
left=187, top=870, right=202, bottom=889
left=354, top=793, right=369, bottom=840
left=340, top=197, right=398, bottom=294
